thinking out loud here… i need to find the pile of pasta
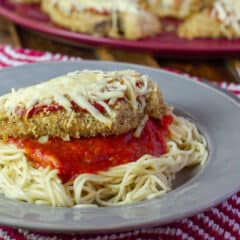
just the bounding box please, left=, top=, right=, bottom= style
left=0, top=116, right=207, bottom=207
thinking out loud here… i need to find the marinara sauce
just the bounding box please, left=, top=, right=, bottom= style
left=10, top=115, right=173, bottom=183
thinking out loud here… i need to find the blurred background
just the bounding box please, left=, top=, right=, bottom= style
left=0, top=0, right=239, bottom=84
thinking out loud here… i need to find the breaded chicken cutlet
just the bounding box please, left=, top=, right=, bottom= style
left=0, top=70, right=167, bottom=140
left=178, top=0, right=240, bottom=39
left=41, top=0, right=161, bottom=40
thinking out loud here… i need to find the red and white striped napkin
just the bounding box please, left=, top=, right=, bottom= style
left=0, top=45, right=239, bottom=240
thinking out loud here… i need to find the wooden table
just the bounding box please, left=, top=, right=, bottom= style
left=0, top=16, right=240, bottom=83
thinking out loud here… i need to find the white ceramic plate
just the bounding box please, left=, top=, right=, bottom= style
left=0, top=61, right=239, bottom=233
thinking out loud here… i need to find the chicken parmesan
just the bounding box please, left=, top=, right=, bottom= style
left=178, top=0, right=240, bottom=39
left=0, top=69, right=208, bottom=207
left=41, top=0, right=161, bottom=40
left=0, top=70, right=166, bottom=139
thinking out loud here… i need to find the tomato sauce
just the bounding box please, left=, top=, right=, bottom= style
left=10, top=115, right=173, bottom=183
left=17, top=102, right=105, bottom=118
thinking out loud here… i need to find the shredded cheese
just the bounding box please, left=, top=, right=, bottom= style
left=211, top=0, right=240, bottom=37
left=134, top=115, right=149, bottom=138
left=38, top=136, right=49, bottom=144
left=0, top=70, right=150, bottom=125
left=48, top=0, right=142, bottom=37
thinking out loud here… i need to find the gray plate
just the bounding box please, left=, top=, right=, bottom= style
left=0, top=61, right=239, bottom=234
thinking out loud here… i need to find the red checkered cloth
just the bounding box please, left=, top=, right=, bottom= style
left=0, top=45, right=239, bottom=240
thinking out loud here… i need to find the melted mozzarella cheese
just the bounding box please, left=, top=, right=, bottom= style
left=0, top=70, right=150, bottom=125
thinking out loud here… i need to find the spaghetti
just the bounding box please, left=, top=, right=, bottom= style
left=0, top=115, right=207, bottom=207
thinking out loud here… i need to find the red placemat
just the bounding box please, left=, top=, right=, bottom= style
left=0, top=45, right=239, bottom=240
